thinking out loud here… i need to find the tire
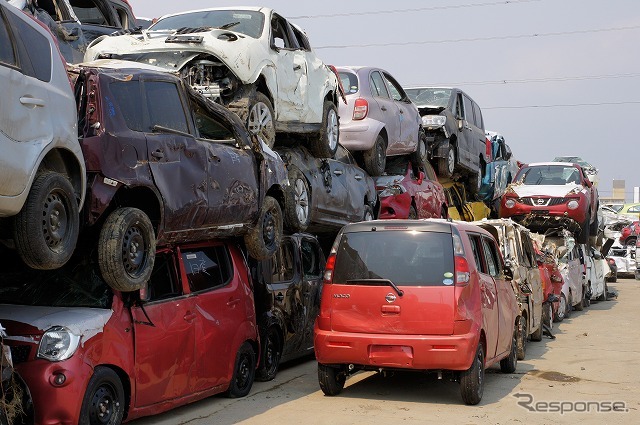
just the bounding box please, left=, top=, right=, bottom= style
left=256, top=327, right=282, bottom=382
left=554, top=294, right=567, bottom=322
left=460, top=343, right=485, bottom=405
left=565, top=292, right=572, bottom=317
left=516, top=315, right=527, bottom=360
left=583, top=287, right=591, bottom=308
left=244, top=195, right=283, bottom=260
left=363, top=133, right=386, bottom=176
left=609, top=272, right=617, bottom=283
left=542, top=303, right=553, bottom=329
left=530, top=313, right=543, bottom=342
left=437, top=144, right=455, bottom=178
left=410, top=130, right=429, bottom=171
left=362, top=204, right=374, bottom=221
left=625, top=237, right=636, bottom=247
left=311, top=101, right=339, bottom=158
left=78, top=367, right=125, bottom=425
left=597, top=282, right=608, bottom=302
left=227, top=342, right=256, bottom=398
left=98, top=207, right=155, bottom=292
left=574, top=288, right=584, bottom=311
left=408, top=205, right=418, bottom=219
left=318, top=363, right=346, bottom=396
left=284, top=166, right=311, bottom=232
left=13, top=172, right=79, bottom=270
left=247, top=92, right=276, bottom=148
left=500, top=326, right=518, bottom=373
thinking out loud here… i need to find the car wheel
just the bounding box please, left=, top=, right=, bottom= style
left=460, top=343, right=485, bottom=405
left=610, top=272, right=617, bottom=283
left=542, top=302, right=553, bottom=330
left=583, top=287, right=591, bottom=307
left=247, top=92, right=276, bottom=148
left=13, top=172, right=79, bottom=270
left=516, top=315, right=527, bottom=360
left=256, top=326, right=282, bottom=382
left=554, top=294, right=567, bottom=322
left=597, top=282, right=608, bottom=301
left=625, top=237, right=637, bottom=247
left=500, top=325, right=518, bottom=373
left=363, top=205, right=374, bottom=221
left=78, top=367, right=125, bottom=425
left=98, top=207, right=155, bottom=292
left=311, top=101, right=339, bottom=158
left=530, top=314, right=543, bottom=342
left=244, top=195, right=282, bottom=260
left=363, top=133, right=386, bottom=176
left=410, top=130, right=429, bottom=171
left=408, top=205, right=418, bottom=219
left=318, top=363, right=346, bottom=396
left=284, top=166, right=311, bottom=232
left=574, top=288, right=584, bottom=311
left=227, top=342, right=256, bottom=398
left=437, top=144, right=456, bottom=178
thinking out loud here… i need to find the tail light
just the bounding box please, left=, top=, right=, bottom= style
left=455, top=256, right=470, bottom=285
left=352, top=98, right=368, bottom=120
left=317, top=253, right=336, bottom=330
left=323, top=254, right=336, bottom=284
left=485, top=137, right=492, bottom=161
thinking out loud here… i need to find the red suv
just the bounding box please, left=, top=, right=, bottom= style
left=0, top=240, right=258, bottom=424
left=314, top=219, right=518, bottom=405
left=500, top=162, right=599, bottom=243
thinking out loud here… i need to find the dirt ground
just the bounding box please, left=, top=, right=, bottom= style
left=132, top=278, right=640, bottom=425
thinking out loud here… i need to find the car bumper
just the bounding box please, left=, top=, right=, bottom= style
left=314, top=328, right=478, bottom=371
left=338, top=119, right=383, bottom=151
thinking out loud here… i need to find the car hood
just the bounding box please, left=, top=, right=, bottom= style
left=509, top=183, right=584, bottom=197
left=0, top=304, right=112, bottom=343
left=85, top=28, right=271, bottom=83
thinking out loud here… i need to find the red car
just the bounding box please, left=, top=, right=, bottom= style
left=314, top=219, right=518, bottom=405
left=500, top=162, right=599, bottom=243
left=374, top=158, right=448, bottom=219
left=619, top=221, right=639, bottom=246
left=0, top=241, right=258, bottom=424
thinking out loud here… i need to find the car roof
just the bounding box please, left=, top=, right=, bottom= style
left=526, top=161, right=577, bottom=167
left=341, top=219, right=492, bottom=236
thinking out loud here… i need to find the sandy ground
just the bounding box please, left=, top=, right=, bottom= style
left=132, top=278, right=640, bottom=425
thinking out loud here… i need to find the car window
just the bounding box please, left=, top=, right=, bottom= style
left=383, top=72, right=404, bottom=101
left=271, top=15, right=296, bottom=49
left=146, top=81, right=190, bottom=134
left=301, top=238, right=322, bottom=278
left=146, top=251, right=182, bottom=301
left=70, top=0, right=111, bottom=26
left=4, top=9, right=51, bottom=82
left=290, top=24, right=311, bottom=50
left=150, top=10, right=265, bottom=38
left=463, top=95, right=474, bottom=122
left=191, top=101, right=236, bottom=141
left=271, top=239, right=295, bottom=282
left=109, top=80, right=145, bottom=131
left=334, top=145, right=355, bottom=164
left=481, top=237, right=499, bottom=277
left=472, top=101, right=484, bottom=129
left=0, top=8, right=16, bottom=67
left=520, top=234, right=536, bottom=268
left=467, top=234, right=486, bottom=273
left=182, top=246, right=233, bottom=292
left=339, top=71, right=358, bottom=95
left=333, top=231, right=455, bottom=286
left=369, top=71, right=390, bottom=99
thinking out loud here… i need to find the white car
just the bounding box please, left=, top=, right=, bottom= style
left=0, top=1, right=85, bottom=270
left=85, top=7, right=341, bottom=158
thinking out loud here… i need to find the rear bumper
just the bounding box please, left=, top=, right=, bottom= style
left=338, top=119, right=383, bottom=151
left=314, top=328, right=478, bottom=371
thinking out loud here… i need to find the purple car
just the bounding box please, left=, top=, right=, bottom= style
left=336, top=66, right=428, bottom=176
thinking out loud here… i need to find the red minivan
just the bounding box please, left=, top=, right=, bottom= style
left=314, top=219, right=518, bottom=405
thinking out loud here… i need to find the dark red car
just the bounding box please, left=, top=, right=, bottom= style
left=619, top=221, right=639, bottom=246
left=500, top=162, right=599, bottom=243
left=0, top=240, right=258, bottom=424
left=374, top=158, right=448, bottom=219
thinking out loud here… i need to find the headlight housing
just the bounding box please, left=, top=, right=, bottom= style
left=37, top=326, right=80, bottom=361
left=379, top=184, right=405, bottom=197
left=567, top=199, right=580, bottom=210
left=505, top=198, right=516, bottom=208
left=421, top=115, right=446, bottom=128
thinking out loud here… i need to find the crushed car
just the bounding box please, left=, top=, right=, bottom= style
left=275, top=145, right=377, bottom=233
left=551, top=156, right=599, bottom=187
left=84, top=7, right=342, bottom=157
left=0, top=240, right=259, bottom=425
left=404, top=87, right=490, bottom=195
left=500, top=162, right=599, bottom=244
left=0, top=0, right=86, bottom=271
left=71, top=59, right=287, bottom=291
left=335, top=66, right=428, bottom=176
left=375, top=157, right=448, bottom=220
left=443, top=181, right=490, bottom=222
left=478, top=131, right=519, bottom=210
left=1, top=323, right=33, bottom=425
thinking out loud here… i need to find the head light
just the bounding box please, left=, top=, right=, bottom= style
left=567, top=200, right=580, bottom=210
left=505, top=198, right=516, bottom=208
left=421, top=115, right=446, bottom=128
left=379, top=184, right=405, bottom=197
left=37, top=326, right=80, bottom=361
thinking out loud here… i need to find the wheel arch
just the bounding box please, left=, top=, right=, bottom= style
left=39, top=147, right=86, bottom=209
left=92, top=185, right=162, bottom=235
left=96, top=364, right=132, bottom=420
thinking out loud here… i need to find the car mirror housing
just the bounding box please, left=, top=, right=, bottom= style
left=418, top=171, right=425, bottom=184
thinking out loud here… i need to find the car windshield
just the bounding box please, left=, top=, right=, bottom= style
left=150, top=10, right=265, bottom=38
left=338, top=71, right=358, bottom=95
left=515, top=165, right=581, bottom=186
left=333, top=231, right=455, bottom=286
left=552, top=156, right=593, bottom=169
left=0, top=257, right=112, bottom=308
left=405, top=88, right=451, bottom=107
left=383, top=156, right=408, bottom=175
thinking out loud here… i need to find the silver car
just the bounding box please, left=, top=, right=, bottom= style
left=336, top=66, right=427, bottom=176
left=0, top=1, right=85, bottom=270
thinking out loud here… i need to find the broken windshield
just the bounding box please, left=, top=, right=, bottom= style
left=405, top=88, right=452, bottom=108
left=149, top=10, right=265, bottom=38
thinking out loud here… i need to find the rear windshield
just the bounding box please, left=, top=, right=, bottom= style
left=405, top=88, right=452, bottom=107
left=338, top=71, right=358, bottom=95
left=333, top=231, right=455, bottom=286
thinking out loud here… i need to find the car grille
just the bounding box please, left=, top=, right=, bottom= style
left=519, top=197, right=566, bottom=207
left=9, top=345, right=31, bottom=364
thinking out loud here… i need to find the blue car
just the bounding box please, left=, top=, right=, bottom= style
left=478, top=131, right=519, bottom=207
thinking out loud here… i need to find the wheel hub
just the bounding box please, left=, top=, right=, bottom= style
left=90, top=386, right=118, bottom=424
left=42, top=191, right=68, bottom=248
left=294, top=179, right=309, bottom=223
left=248, top=102, right=275, bottom=146
left=122, top=226, right=146, bottom=277
left=327, top=110, right=339, bottom=151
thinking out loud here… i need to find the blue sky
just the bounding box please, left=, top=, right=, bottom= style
left=130, top=0, right=640, bottom=201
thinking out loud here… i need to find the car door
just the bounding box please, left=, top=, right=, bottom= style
left=457, top=92, right=477, bottom=168
left=330, top=146, right=368, bottom=221
left=0, top=6, right=55, bottom=198
left=413, top=163, right=441, bottom=218
left=367, top=70, right=400, bottom=146
left=132, top=248, right=196, bottom=407
left=382, top=72, right=419, bottom=154
left=290, top=22, right=326, bottom=124
left=178, top=243, right=245, bottom=392
left=299, top=236, right=325, bottom=351
left=270, top=13, right=307, bottom=122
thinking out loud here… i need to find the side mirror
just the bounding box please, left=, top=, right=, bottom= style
left=457, top=119, right=464, bottom=131
left=417, top=171, right=425, bottom=184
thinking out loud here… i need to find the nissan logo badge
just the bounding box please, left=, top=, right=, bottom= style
left=385, top=293, right=397, bottom=303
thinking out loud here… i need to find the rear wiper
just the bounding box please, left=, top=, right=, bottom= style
left=346, top=278, right=404, bottom=296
